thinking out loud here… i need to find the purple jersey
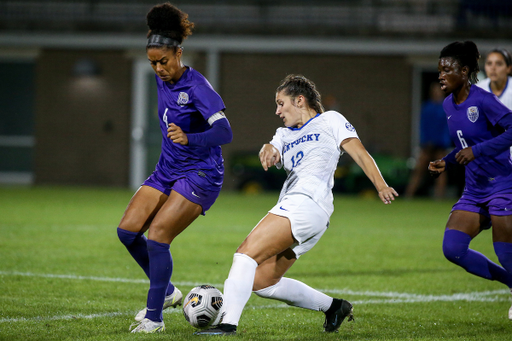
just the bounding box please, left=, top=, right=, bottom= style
left=154, top=66, right=226, bottom=188
left=443, top=85, right=512, bottom=197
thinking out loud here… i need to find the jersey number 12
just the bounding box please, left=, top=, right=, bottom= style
left=291, top=151, right=304, bottom=169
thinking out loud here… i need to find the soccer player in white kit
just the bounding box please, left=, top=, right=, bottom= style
left=476, top=48, right=512, bottom=109
left=196, top=75, right=398, bottom=335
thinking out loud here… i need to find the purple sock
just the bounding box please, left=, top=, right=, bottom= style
left=494, top=242, right=512, bottom=288
left=443, top=229, right=512, bottom=286
left=146, top=239, right=174, bottom=322
left=117, top=228, right=175, bottom=296
left=117, top=228, right=150, bottom=278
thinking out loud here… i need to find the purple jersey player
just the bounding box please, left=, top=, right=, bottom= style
left=429, top=41, right=512, bottom=319
left=117, top=3, right=232, bottom=334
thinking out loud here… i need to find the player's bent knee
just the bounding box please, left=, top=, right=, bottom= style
left=253, top=282, right=278, bottom=298
left=442, top=231, right=469, bottom=264
left=252, top=274, right=280, bottom=292
left=117, top=227, right=137, bottom=246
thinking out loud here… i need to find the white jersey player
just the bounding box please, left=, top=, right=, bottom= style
left=196, top=74, right=398, bottom=336
left=477, top=76, right=512, bottom=109
left=476, top=48, right=512, bottom=110
left=270, top=110, right=358, bottom=217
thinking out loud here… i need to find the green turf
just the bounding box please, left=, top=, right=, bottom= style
left=0, top=186, right=511, bottom=340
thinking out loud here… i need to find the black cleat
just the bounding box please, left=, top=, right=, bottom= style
left=323, top=298, right=354, bottom=332
left=194, top=323, right=237, bottom=336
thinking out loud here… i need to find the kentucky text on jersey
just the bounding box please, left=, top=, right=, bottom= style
left=282, top=134, right=320, bottom=155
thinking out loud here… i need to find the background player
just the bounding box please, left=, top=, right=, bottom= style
left=429, top=41, right=512, bottom=319
left=476, top=48, right=512, bottom=109
left=117, top=2, right=232, bottom=333
left=197, top=74, right=398, bottom=335
left=405, top=81, right=451, bottom=199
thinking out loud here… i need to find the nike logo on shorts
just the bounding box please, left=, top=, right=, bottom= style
left=279, top=206, right=288, bottom=211
left=192, top=191, right=200, bottom=198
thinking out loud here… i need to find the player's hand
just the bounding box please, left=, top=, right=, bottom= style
left=428, top=159, right=445, bottom=178
left=378, top=186, right=399, bottom=205
left=167, top=123, right=188, bottom=145
left=455, top=147, right=474, bottom=165
left=259, top=144, right=280, bottom=171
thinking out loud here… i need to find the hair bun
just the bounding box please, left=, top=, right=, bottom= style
left=147, top=4, right=182, bottom=31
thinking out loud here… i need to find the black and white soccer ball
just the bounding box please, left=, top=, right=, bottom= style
left=183, top=285, right=225, bottom=329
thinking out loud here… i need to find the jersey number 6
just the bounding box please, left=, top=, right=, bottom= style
left=457, top=130, right=468, bottom=148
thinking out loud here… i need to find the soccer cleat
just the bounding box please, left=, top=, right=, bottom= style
left=130, top=318, right=165, bottom=333
left=323, top=298, right=354, bottom=333
left=135, top=286, right=183, bottom=321
left=193, top=323, right=237, bottom=336
left=509, top=303, right=512, bottom=320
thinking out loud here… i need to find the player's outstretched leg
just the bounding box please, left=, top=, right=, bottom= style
left=254, top=277, right=354, bottom=332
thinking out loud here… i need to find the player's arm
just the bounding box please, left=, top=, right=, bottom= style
left=168, top=112, right=233, bottom=146
left=341, top=137, right=398, bottom=204
left=259, top=144, right=281, bottom=171
left=470, top=113, right=512, bottom=159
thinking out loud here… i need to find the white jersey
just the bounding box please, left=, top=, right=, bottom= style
left=476, top=76, right=512, bottom=109
left=269, top=110, right=359, bottom=216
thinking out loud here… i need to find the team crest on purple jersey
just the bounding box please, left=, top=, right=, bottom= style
left=467, top=106, right=479, bottom=123
left=177, top=92, right=189, bottom=106
left=345, top=122, right=356, bottom=132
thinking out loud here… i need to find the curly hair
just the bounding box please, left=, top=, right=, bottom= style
left=276, top=74, right=325, bottom=114
left=146, top=2, right=194, bottom=50
left=439, top=41, right=481, bottom=84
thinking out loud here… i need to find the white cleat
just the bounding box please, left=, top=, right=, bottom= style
left=130, top=318, right=165, bottom=333
left=509, top=303, right=512, bottom=320
left=135, top=287, right=183, bottom=322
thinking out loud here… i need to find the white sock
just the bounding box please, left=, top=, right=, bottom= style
left=221, top=253, right=258, bottom=326
left=254, top=277, right=333, bottom=312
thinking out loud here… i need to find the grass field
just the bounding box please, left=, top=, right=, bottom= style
left=0, top=186, right=511, bottom=340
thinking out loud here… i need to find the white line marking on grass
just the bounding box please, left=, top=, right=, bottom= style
left=321, top=288, right=510, bottom=302
left=0, top=271, right=222, bottom=288
left=0, top=312, right=126, bottom=323
left=2, top=292, right=510, bottom=325
left=0, top=271, right=509, bottom=308
left=0, top=308, right=185, bottom=324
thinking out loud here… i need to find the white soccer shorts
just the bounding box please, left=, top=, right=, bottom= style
left=269, top=193, right=330, bottom=258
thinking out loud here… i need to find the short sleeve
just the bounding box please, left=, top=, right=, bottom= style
left=269, top=129, right=284, bottom=169
left=192, top=84, right=226, bottom=120
left=323, top=111, right=359, bottom=146
left=269, top=129, right=284, bottom=155
left=481, top=92, right=512, bottom=126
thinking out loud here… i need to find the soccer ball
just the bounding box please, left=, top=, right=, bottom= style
left=183, top=285, right=224, bottom=329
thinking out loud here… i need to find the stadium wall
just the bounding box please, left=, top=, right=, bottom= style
left=34, top=49, right=131, bottom=187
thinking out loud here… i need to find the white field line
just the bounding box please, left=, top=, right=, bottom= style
left=0, top=309, right=186, bottom=324
left=0, top=312, right=126, bottom=323
left=2, top=270, right=509, bottom=300
left=0, top=270, right=510, bottom=324
left=0, top=271, right=216, bottom=287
